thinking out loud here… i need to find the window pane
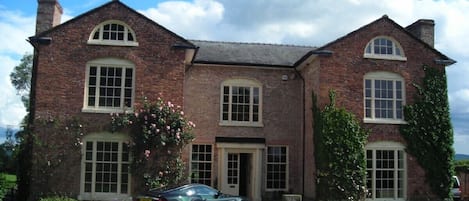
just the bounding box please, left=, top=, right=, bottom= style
left=93, top=29, right=100, bottom=40
left=87, top=66, right=133, bottom=109
left=221, top=82, right=261, bottom=123
left=191, top=145, right=212, bottom=185
left=128, top=33, right=134, bottom=41
left=103, top=32, right=109, bottom=40
left=367, top=149, right=405, bottom=199
left=366, top=77, right=404, bottom=120
left=267, top=146, right=287, bottom=190
left=83, top=140, right=130, bottom=195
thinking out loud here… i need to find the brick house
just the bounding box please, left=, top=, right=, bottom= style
left=28, top=0, right=455, bottom=201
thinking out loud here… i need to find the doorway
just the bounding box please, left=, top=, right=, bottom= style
left=217, top=143, right=264, bottom=201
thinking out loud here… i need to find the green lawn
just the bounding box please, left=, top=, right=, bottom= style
left=0, top=173, right=16, bottom=189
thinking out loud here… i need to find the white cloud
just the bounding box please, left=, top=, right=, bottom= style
left=454, top=132, right=469, bottom=155
left=0, top=9, right=35, bottom=55
left=0, top=55, right=27, bottom=128
left=134, top=0, right=469, bottom=154
left=449, top=89, right=469, bottom=114
left=0, top=8, right=32, bottom=128
left=139, top=0, right=224, bottom=40
left=2, top=0, right=469, bottom=156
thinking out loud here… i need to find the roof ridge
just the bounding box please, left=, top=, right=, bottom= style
left=189, top=39, right=315, bottom=48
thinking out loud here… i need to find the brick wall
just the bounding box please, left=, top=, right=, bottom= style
left=184, top=64, right=304, bottom=194
left=30, top=2, right=189, bottom=199
left=308, top=17, right=447, bottom=199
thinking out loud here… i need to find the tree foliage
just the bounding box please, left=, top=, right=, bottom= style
left=455, top=160, right=469, bottom=173
left=400, top=65, right=454, bottom=199
left=10, top=53, right=33, bottom=110
left=112, top=97, right=195, bottom=190
left=0, top=127, right=17, bottom=174
left=8, top=53, right=33, bottom=201
left=314, top=90, right=369, bottom=201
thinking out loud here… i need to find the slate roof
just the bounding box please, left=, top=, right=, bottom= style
left=190, top=40, right=316, bottom=68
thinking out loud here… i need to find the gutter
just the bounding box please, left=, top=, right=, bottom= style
left=435, top=59, right=456, bottom=66
left=26, top=36, right=52, bottom=127
left=294, top=49, right=333, bottom=198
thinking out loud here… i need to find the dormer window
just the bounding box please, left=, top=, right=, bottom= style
left=364, top=37, right=406, bottom=61
left=88, top=20, right=138, bottom=46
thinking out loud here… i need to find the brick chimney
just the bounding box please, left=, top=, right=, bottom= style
left=405, top=19, right=435, bottom=47
left=36, top=0, right=63, bottom=34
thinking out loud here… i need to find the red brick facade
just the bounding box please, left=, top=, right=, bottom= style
left=29, top=1, right=453, bottom=201
left=301, top=16, right=448, bottom=200
left=30, top=1, right=191, bottom=200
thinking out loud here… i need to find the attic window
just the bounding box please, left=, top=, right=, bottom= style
left=88, top=20, right=138, bottom=46
left=364, top=37, right=406, bottom=61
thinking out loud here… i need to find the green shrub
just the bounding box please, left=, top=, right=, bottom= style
left=0, top=173, right=16, bottom=200
left=313, top=90, right=369, bottom=201
left=0, top=174, right=7, bottom=200
left=39, top=196, right=77, bottom=201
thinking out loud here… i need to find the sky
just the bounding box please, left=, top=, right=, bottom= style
left=0, top=0, right=468, bottom=154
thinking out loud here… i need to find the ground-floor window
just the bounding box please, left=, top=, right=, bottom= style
left=266, top=146, right=288, bottom=190
left=79, top=133, right=131, bottom=201
left=366, top=142, right=406, bottom=200
left=190, top=144, right=213, bottom=185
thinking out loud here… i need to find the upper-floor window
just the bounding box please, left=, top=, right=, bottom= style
left=364, top=72, right=405, bottom=124
left=83, top=58, right=135, bottom=113
left=88, top=20, right=138, bottom=46
left=364, top=37, right=406, bottom=61
left=220, top=79, right=263, bottom=127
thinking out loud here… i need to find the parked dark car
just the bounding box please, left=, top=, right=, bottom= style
left=453, top=176, right=461, bottom=201
left=136, top=183, right=249, bottom=201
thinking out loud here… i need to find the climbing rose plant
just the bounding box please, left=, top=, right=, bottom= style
left=111, top=97, right=195, bottom=189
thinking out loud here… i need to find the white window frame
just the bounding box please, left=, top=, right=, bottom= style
left=364, top=71, right=406, bottom=124
left=219, top=79, right=263, bottom=127
left=364, top=36, right=406, bottom=61
left=190, top=144, right=213, bottom=186
left=366, top=141, right=406, bottom=201
left=78, top=132, right=131, bottom=201
left=265, top=146, right=288, bottom=191
left=88, top=20, right=139, bottom=46
left=82, top=58, right=135, bottom=113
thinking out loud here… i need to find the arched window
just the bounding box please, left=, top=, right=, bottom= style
left=364, top=36, right=406, bottom=61
left=220, top=78, right=263, bottom=127
left=364, top=71, right=405, bottom=124
left=88, top=20, right=138, bottom=46
left=365, top=141, right=406, bottom=200
left=79, top=132, right=131, bottom=201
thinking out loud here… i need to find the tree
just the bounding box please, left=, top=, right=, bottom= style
left=313, top=90, right=368, bottom=201
left=10, top=53, right=33, bottom=110
left=9, top=53, right=33, bottom=201
left=0, top=127, right=17, bottom=174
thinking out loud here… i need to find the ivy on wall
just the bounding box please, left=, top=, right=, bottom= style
left=313, top=90, right=369, bottom=201
left=400, top=65, right=454, bottom=199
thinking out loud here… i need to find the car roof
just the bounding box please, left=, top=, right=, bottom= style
left=149, top=183, right=214, bottom=195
